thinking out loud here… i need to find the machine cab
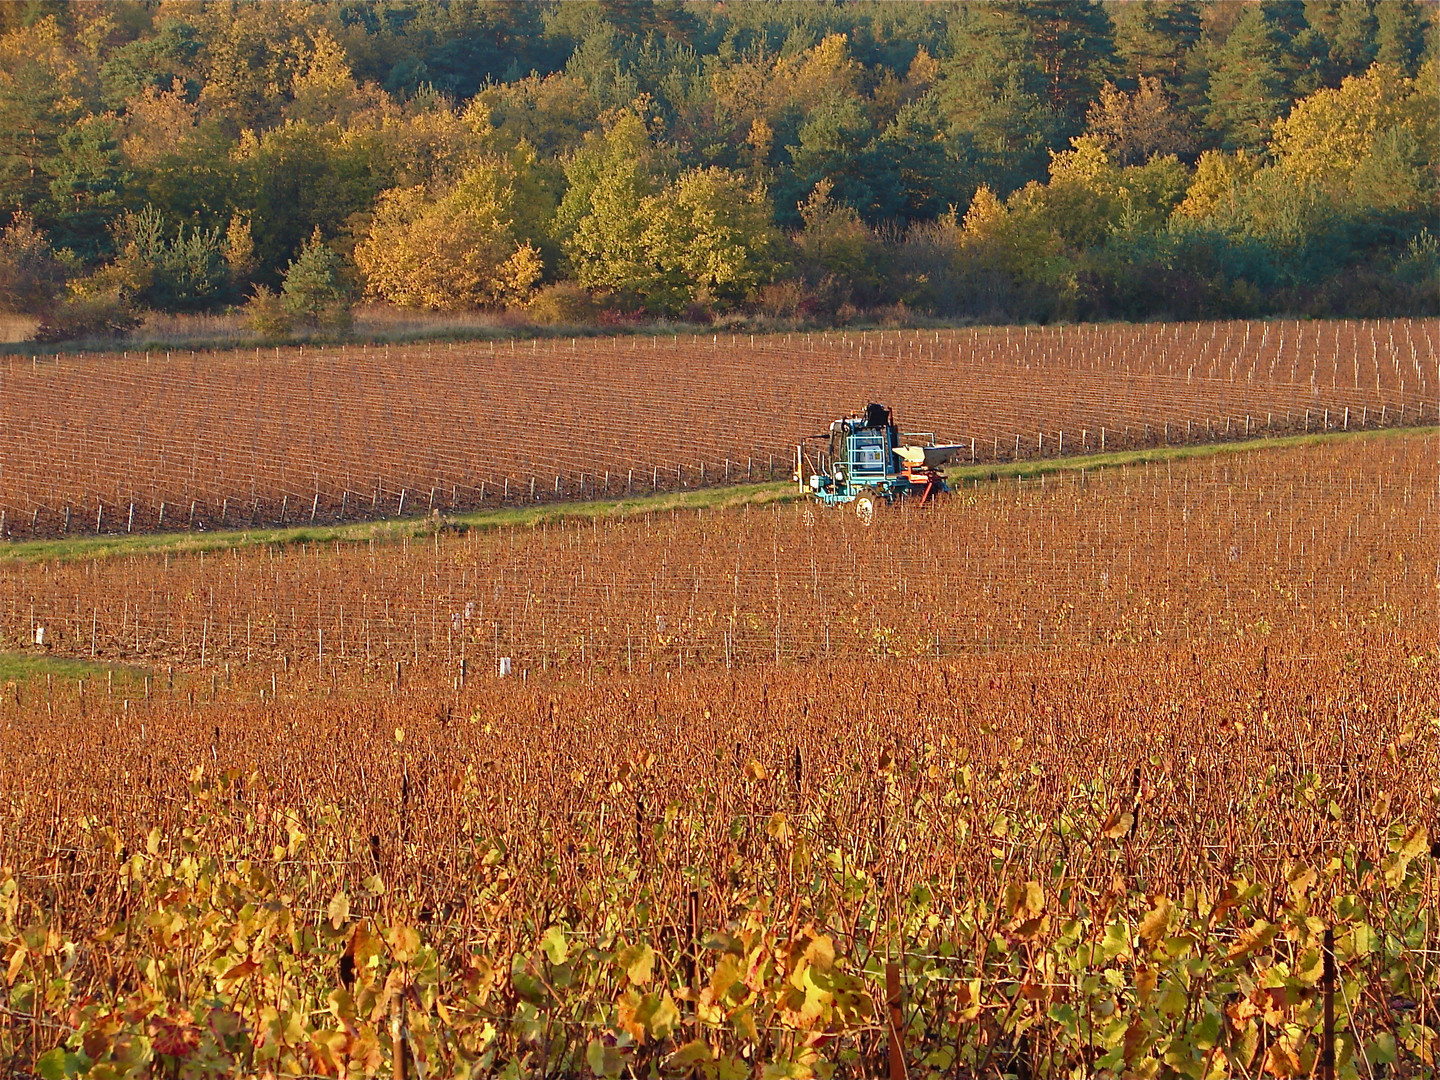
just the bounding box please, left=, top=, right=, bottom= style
left=828, top=403, right=899, bottom=492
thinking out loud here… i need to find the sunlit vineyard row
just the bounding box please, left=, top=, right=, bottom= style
left=2, top=432, right=1431, bottom=678
left=2, top=434, right=1436, bottom=1078
left=3, top=636, right=1436, bottom=1078
left=0, top=318, right=1434, bottom=540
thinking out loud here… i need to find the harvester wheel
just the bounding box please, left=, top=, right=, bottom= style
left=854, top=489, right=883, bottom=526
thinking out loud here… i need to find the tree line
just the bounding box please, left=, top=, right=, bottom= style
left=0, top=0, right=1435, bottom=340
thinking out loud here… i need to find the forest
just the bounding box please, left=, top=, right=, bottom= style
left=0, top=0, right=1436, bottom=341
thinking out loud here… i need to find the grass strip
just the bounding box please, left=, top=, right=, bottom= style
left=3, top=425, right=1432, bottom=564
left=0, top=482, right=798, bottom=563
left=943, top=424, right=1436, bottom=485
left=0, top=652, right=150, bottom=684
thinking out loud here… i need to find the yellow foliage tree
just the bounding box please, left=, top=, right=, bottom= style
left=286, top=28, right=377, bottom=126
left=1027, top=137, right=1123, bottom=249
left=1174, top=150, right=1260, bottom=219
left=709, top=33, right=866, bottom=143
left=637, top=166, right=780, bottom=310
left=1085, top=77, right=1192, bottom=166
left=346, top=95, right=500, bottom=192
left=792, top=34, right=864, bottom=105
left=118, top=80, right=201, bottom=170
left=961, top=184, right=1007, bottom=237
left=955, top=181, right=1058, bottom=286
left=796, top=179, right=877, bottom=288
left=1271, top=63, right=1437, bottom=191
left=354, top=160, right=542, bottom=310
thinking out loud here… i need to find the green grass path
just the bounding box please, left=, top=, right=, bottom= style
left=0, top=651, right=149, bottom=684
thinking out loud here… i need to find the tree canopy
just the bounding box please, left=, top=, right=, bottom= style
left=0, top=0, right=1434, bottom=331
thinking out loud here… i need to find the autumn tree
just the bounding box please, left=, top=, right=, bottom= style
left=285, top=29, right=379, bottom=128
left=0, top=212, right=65, bottom=314
left=1085, top=77, right=1193, bottom=165
left=354, top=157, right=545, bottom=310
left=1, top=0, right=1431, bottom=330
left=637, top=167, right=781, bottom=313
left=559, top=109, right=668, bottom=296
left=1174, top=149, right=1261, bottom=219
left=792, top=179, right=884, bottom=312
left=193, top=4, right=321, bottom=134
left=1271, top=62, right=1437, bottom=212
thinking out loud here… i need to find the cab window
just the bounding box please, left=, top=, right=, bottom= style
left=852, top=435, right=885, bottom=472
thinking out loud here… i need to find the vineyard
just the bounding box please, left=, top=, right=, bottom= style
left=2, top=430, right=1436, bottom=1078
left=0, top=318, right=1435, bottom=540
left=0, top=432, right=1431, bottom=674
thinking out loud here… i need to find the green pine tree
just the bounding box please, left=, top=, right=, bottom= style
left=1206, top=4, right=1289, bottom=150
left=281, top=229, right=350, bottom=328
left=1375, top=0, right=1427, bottom=74
left=1021, top=0, right=1118, bottom=123
left=1113, top=0, right=1203, bottom=82
left=1304, top=0, right=1379, bottom=83
left=43, top=115, right=132, bottom=262
left=935, top=11, right=1063, bottom=194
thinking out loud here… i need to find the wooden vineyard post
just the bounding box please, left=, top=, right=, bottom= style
left=885, top=960, right=906, bottom=1080
left=1321, top=926, right=1335, bottom=1080
left=685, top=890, right=700, bottom=996
left=391, top=996, right=407, bottom=1080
